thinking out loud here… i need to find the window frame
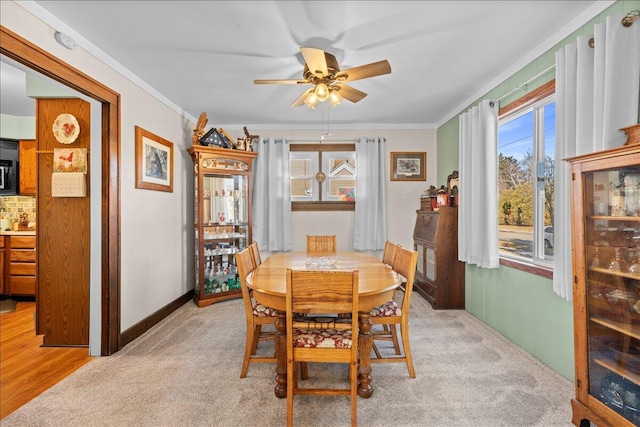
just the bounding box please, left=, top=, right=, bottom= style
left=497, top=80, right=555, bottom=279
left=290, top=143, right=356, bottom=211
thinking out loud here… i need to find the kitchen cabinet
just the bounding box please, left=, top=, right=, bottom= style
left=413, top=206, right=465, bottom=309
left=187, top=145, right=258, bottom=307
left=568, top=139, right=640, bottom=427
left=19, top=139, right=36, bottom=195
left=8, top=234, right=36, bottom=296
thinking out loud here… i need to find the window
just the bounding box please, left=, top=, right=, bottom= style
left=498, top=83, right=555, bottom=268
left=290, top=144, right=356, bottom=211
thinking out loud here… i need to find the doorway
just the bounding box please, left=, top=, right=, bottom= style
left=0, top=25, right=121, bottom=355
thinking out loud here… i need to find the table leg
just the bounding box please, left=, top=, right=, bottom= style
left=358, top=311, right=373, bottom=398
left=274, top=310, right=287, bottom=398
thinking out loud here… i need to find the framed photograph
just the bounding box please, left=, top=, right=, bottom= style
left=390, top=152, right=426, bottom=181
left=135, top=126, right=174, bottom=192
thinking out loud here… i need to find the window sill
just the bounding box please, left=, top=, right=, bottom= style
left=499, top=257, right=553, bottom=280
left=292, top=201, right=355, bottom=211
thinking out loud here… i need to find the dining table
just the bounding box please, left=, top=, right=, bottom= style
left=245, top=251, right=401, bottom=399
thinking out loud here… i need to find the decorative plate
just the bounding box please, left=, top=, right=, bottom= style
left=52, top=113, right=80, bottom=144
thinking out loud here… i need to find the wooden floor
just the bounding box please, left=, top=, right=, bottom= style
left=0, top=300, right=93, bottom=420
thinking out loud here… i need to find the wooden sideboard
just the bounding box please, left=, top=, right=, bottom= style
left=413, top=206, right=465, bottom=309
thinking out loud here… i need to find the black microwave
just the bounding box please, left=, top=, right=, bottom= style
left=0, top=139, right=19, bottom=195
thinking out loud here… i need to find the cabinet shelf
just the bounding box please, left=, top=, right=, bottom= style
left=589, top=266, right=640, bottom=281
left=591, top=316, right=640, bottom=340
left=593, top=357, right=640, bottom=387
left=590, top=215, right=640, bottom=222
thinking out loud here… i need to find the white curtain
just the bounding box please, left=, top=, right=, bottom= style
left=554, top=13, right=640, bottom=300
left=353, top=137, right=387, bottom=251
left=252, top=138, right=292, bottom=252
left=458, top=100, right=499, bottom=269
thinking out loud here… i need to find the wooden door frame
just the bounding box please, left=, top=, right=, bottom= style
left=0, top=26, right=121, bottom=355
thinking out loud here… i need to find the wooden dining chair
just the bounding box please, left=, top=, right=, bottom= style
left=237, top=247, right=277, bottom=378
left=370, top=246, right=418, bottom=378
left=306, top=235, right=337, bottom=252
left=286, top=268, right=359, bottom=427
left=249, top=241, right=262, bottom=267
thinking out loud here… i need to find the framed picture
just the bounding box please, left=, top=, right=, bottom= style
left=390, top=152, right=426, bottom=181
left=135, top=126, right=174, bottom=192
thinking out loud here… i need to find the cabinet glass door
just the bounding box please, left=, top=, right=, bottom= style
left=197, top=172, right=248, bottom=296
left=585, top=166, right=640, bottom=425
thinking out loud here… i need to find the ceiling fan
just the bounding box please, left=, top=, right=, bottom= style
left=253, top=47, right=391, bottom=109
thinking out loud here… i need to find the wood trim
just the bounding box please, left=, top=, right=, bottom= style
left=292, top=201, right=355, bottom=211
left=499, top=257, right=553, bottom=280
left=0, top=25, right=121, bottom=355
left=120, top=291, right=193, bottom=347
left=290, top=143, right=355, bottom=152
left=499, top=79, right=555, bottom=117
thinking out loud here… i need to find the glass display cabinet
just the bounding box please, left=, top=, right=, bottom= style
left=568, top=139, right=640, bottom=427
left=187, top=145, right=258, bottom=307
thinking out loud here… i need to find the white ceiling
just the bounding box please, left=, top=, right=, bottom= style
left=3, top=1, right=612, bottom=128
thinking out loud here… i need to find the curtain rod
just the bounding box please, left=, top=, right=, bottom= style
left=496, top=64, right=555, bottom=103
left=265, top=137, right=385, bottom=143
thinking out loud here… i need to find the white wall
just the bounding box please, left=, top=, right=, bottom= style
left=1, top=1, right=195, bottom=336
left=224, top=128, right=438, bottom=255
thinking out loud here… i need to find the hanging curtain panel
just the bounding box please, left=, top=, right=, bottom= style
left=458, top=100, right=499, bottom=269
left=353, top=137, right=387, bottom=251
left=554, top=13, right=640, bottom=301
left=252, top=138, right=292, bottom=252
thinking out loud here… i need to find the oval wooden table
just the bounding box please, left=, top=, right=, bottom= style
left=246, top=251, right=400, bottom=399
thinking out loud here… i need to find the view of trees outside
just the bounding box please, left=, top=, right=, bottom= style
left=497, top=101, right=555, bottom=261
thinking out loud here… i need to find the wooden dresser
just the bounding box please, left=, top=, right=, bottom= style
left=413, top=206, right=465, bottom=309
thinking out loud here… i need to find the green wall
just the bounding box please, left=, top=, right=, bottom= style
left=436, top=0, right=640, bottom=381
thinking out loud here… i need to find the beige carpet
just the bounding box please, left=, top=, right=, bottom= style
left=2, top=294, right=574, bottom=426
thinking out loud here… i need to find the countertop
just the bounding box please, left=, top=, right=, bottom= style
left=0, top=230, right=36, bottom=236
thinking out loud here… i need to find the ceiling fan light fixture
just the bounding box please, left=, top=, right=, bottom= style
left=315, top=82, right=329, bottom=101
left=329, top=90, right=342, bottom=107
left=304, top=91, right=319, bottom=109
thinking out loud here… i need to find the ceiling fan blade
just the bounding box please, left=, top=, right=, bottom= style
left=300, top=47, right=328, bottom=77
left=254, top=79, right=309, bottom=85
left=290, top=89, right=313, bottom=107
left=336, top=84, right=367, bottom=103
left=335, top=60, right=391, bottom=83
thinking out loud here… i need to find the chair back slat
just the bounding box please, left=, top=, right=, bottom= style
left=382, top=240, right=400, bottom=266
left=249, top=242, right=262, bottom=267
left=306, top=235, right=337, bottom=252
left=393, top=247, right=418, bottom=311
left=236, top=247, right=256, bottom=312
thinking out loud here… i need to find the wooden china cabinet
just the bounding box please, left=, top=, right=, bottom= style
left=188, top=145, right=258, bottom=307
left=567, top=137, right=640, bottom=427
left=413, top=205, right=465, bottom=309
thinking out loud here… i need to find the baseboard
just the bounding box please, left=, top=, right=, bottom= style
left=120, top=290, right=194, bottom=348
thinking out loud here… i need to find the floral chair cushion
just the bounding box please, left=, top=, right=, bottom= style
left=370, top=300, right=401, bottom=317
left=252, top=301, right=277, bottom=317
left=292, top=328, right=352, bottom=348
